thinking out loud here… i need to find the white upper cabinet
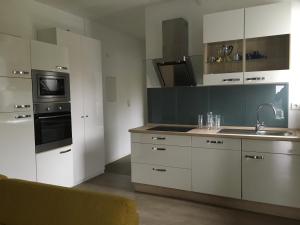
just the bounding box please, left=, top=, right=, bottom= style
left=31, top=40, right=69, bottom=73
left=0, top=33, right=31, bottom=78
left=203, top=9, right=244, bottom=43
left=245, top=2, right=291, bottom=38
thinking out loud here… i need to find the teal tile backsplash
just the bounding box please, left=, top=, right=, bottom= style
left=148, top=84, right=289, bottom=128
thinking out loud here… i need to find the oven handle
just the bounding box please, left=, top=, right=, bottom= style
left=37, top=114, right=71, bottom=120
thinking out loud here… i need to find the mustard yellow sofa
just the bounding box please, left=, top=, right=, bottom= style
left=0, top=175, right=138, bottom=225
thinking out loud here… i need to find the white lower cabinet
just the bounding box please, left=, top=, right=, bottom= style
left=131, top=133, right=191, bottom=191
left=0, top=112, right=36, bottom=181
left=132, top=163, right=191, bottom=191
left=36, top=146, right=74, bottom=187
left=192, top=136, right=242, bottom=199
left=242, top=140, right=300, bottom=208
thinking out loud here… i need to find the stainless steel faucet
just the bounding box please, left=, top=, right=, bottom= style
left=255, top=103, right=277, bottom=132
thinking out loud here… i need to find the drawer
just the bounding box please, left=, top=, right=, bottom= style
left=132, top=163, right=191, bottom=191
left=192, top=136, right=241, bottom=150
left=132, top=143, right=191, bottom=169
left=131, top=133, right=191, bottom=146
left=242, top=139, right=300, bottom=155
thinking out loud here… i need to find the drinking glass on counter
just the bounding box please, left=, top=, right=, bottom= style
left=198, top=114, right=203, bottom=129
left=214, top=115, right=221, bottom=130
left=207, top=112, right=213, bottom=129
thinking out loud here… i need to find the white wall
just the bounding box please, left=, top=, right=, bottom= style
left=0, top=0, right=85, bottom=39
left=0, top=0, right=146, bottom=164
left=85, top=22, right=146, bottom=164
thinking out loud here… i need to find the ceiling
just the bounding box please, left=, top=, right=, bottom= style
left=35, top=0, right=171, bottom=39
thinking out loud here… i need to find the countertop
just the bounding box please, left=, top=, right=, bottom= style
left=129, top=124, right=300, bottom=142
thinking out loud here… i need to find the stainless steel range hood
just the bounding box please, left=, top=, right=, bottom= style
left=153, top=18, right=197, bottom=87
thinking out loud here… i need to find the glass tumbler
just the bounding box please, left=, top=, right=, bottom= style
left=214, top=115, right=221, bottom=130
left=198, top=114, right=203, bottom=129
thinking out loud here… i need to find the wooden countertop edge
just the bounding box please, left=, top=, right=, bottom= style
left=129, top=124, right=300, bottom=142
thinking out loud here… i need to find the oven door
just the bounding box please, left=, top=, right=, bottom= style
left=32, top=70, right=70, bottom=103
left=34, top=113, right=72, bottom=153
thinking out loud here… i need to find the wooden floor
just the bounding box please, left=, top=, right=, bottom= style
left=77, top=155, right=300, bottom=225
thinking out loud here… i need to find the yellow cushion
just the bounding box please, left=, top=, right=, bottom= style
left=0, top=179, right=139, bottom=225
left=0, top=175, right=7, bottom=180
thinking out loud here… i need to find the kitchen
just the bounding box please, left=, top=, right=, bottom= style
left=0, top=0, right=300, bottom=225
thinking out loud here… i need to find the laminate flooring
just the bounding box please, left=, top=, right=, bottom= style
left=77, top=155, right=300, bottom=225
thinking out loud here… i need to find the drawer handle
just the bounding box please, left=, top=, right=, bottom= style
left=152, top=147, right=166, bottom=151
left=152, top=168, right=167, bottom=172
left=60, top=149, right=71, bottom=154
left=206, top=140, right=223, bottom=144
left=245, top=155, right=264, bottom=160
left=152, top=137, right=166, bottom=140
left=246, top=77, right=265, bottom=81
left=15, top=115, right=31, bottom=119
left=56, top=66, right=68, bottom=70
left=12, top=70, right=29, bottom=75
left=222, top=78, right=240, bottom=82
left=15, top=104, right=31, bottom=109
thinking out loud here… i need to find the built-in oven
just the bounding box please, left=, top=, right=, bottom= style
left=34, top=102, right=72, bottom=153
left=32, top=70, right=70, bottom=103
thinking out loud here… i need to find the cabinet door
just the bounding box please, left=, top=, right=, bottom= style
left=36, top=146, right=74, bottom=187
left=31, top=40, right=69, bottom=73
left=192, top=148, right=241, bottom=199
left=244, top=70, right=290, bottom=84
left=203, top=9, right=244, bottom=43
left=0, top=34, right=31, bottom=78
left=56, top=30, right=86, bottom=185
left=242, top=152, right=300, bottom=208
left=0, top=77, right=33, bottom=113
left=0, top=112, right=36, bottom=181
left=245, top=3, right=291, bottom=38
left=81, top=37, right=105, bottom=178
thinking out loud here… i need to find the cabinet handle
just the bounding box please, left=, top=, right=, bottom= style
left=246, top=77, right=265, bottom=81
left=85, top=115, right=89, bottom=118
left=56, top=66, right=68, bottom=70
left=152, top=137, right=166, bottom=140
left=15, top=104, right=31, bottom=109
left=15, top=115, right=31, bottom=119
left=152, top=147, right=166, bottom=151
left=81, top=116, right=84, bottom=118
left=222, top=78, right=240, bottom=82
left=12, top=70, right=29, bottom=75
left=60, top=149, right=71, bottom=154
left=245, top=155, right=264, bottom=160
left=206, top=140, right=223, bottom=144
left=152, top=168, right=167, bottom=172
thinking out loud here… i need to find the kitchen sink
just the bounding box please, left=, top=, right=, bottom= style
left=147, top=126, right=195, bottom=132
left=218, top=129, right=293, bottom=137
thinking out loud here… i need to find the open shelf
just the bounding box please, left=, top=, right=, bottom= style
left=246, top=34, right=290, bottom=72
left=204, top=39, right=243, bottom=75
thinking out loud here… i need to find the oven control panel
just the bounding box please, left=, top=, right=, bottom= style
left=34, top=103, right=71, bottom=114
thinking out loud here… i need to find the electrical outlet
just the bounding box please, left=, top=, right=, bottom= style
left=290, top=103, right=300, bottom=110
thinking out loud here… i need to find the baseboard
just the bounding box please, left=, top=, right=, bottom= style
left=133, top=183, right=300, bottom=220
left=73, top=169, right=105, bottom=186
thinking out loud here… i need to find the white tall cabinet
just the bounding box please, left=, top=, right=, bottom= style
left=37, top=28, right=105, bottom=185
left=0, top=33, right=36, bottom=181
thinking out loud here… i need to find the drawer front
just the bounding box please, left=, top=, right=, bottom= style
left=204, top=73, right=244, bottom=86
left=192, top=148, right=241, bottom=199
left=242, top=140, right=300, bottom=155
left=132, top=143, right=191, bottom=169
left=192, top=136, right=241, bottom=150
left=131, top=133, right=191, bottom=146
left=244, top=70, right=290, bottom=84
left=132, top=163, right=191, bottom=191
